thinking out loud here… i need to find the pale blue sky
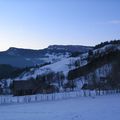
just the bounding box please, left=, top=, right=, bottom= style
left=0, top=0, right=120, bottom=50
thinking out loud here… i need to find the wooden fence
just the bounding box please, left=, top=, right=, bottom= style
left=0, top=89, right=120, bottom=105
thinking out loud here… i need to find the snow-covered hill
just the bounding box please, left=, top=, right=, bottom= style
left=1, top=41, right=120, bottom=95
left=16, top=43, right=120, bottom=80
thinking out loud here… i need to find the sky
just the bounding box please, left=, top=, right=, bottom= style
left=0, top=0, right=120, bottom=51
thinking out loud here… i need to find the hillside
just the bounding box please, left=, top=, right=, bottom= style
left=15, top=41, right=120, bottom=90
left=1, top=40, right=120, bottom=95
left=0, top=45, right=92, bottom=68
left=16, top=41, right=120, bottom=79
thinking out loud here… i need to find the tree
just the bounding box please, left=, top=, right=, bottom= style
left=56, top=72, right=65, bottom=88
left=108, top=62, right=120, bottom=88
left=91, top=72, right=97, bottom=88
left=71, top=52, right=81, bottom=57
left=45, top=72, right=55, bottom=84
left=88, top=50, right=93, bottom=62
left=75, top=60, right=80, bottom=67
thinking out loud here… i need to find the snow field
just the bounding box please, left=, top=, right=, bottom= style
left=0, top=94, right=120, bottom=120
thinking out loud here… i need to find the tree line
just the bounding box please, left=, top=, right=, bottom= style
left=94, top=40, right=120, bottom=49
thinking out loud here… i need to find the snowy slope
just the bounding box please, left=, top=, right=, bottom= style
left=16, top=56, right=87, bottom=80
left=0, top=94, right=120, bottom=120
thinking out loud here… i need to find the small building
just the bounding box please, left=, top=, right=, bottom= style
left=12, top=80, right=58, bottom=96
left=0, top=86, right=2, bottom=94
left=0, top=83, right=3, bottom=94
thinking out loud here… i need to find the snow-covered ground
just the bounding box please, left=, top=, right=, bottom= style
left=16, top=57, right=85, bottom=80
left=0, top=94, right=120, bottom=120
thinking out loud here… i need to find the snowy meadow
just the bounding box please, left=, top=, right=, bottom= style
left=0, top=94, right=120, bottom=120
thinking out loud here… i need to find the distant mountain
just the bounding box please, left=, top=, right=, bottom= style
left=0, top=45, right=93, bottom=67
left=47, top=45, right=92, bottom=52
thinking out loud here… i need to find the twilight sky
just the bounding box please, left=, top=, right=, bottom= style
left=0, top=0, right=120, bottom=51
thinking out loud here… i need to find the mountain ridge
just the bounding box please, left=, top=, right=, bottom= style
left=0, top=45, right=92, bottom=67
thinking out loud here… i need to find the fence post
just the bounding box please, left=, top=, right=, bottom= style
left=17, top=97, right=18, bottom=103
left=83, top=90, right=86, bottom=97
